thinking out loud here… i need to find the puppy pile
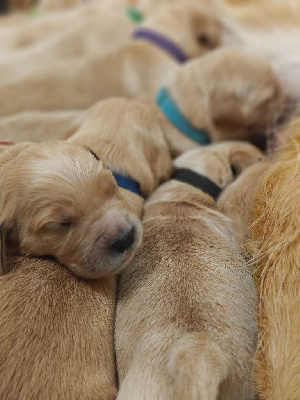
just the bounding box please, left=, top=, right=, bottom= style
left=0, top=0, right=299, bottom=399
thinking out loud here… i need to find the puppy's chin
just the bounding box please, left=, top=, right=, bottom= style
left=78, top=249, right=139, bottom=279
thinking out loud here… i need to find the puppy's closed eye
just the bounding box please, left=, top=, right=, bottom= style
left=42, top=221, right=72, bottom=232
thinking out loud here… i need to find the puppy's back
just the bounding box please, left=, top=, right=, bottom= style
left=0, top=256, right=117, bottom=400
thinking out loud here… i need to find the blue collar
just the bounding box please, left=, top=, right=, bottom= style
left=112, top=171, right=141, bottom=195
left=86, top=148, right=141, bottom=196
left=156, top=87, right=210, bottom=145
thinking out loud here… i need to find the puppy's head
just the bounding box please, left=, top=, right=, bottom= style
left=165, top=48, right=287, bottom=150
left=173, top=141, right=265, bottom=188
left=143, top=3, right=221, bottom=58
left=0, top=141, right=143, bottom=278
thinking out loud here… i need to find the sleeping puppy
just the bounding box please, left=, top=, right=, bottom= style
left=157, top=47, right=287, bottom=154
left=0, top=99, right=172, bottom=399
left=0, top=3, right=220, bottom=115
left=0, top=140, right=143, bottom=279
left=0, top=99, right=172, bottom=278
left=115, top=141, right=263, bottom=400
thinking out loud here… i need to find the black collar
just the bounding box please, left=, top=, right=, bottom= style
left=172, top=169, right=222, bottom=200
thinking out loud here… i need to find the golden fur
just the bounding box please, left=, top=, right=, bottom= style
left=0, top=48, right=286, bottom=150
left=0, top=255, right=118, bottom=400
left=162, top=47, right=287, bottom=151
left=0, top=110, right=83, bottom=142
left=0, top=3, right=134, bottom=81
left=0, top=98, right=173, bottom=400
left=217, top=119, right=300, bottom=399
left=116, top=141, right=263, bottom=400
left=0, top=140, right=143, bottom=279
left=0, top=3, right=220, bottom=115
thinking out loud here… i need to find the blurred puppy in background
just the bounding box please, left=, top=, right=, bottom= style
left=157, top=47, right=287, bottom=154
left=0, top=3, right=135, bottom=81
left=0, top=49, right=286, bottom=150
left=116, top=141, right=264, bottom=400
left=0, top=3, right=220, bottom=115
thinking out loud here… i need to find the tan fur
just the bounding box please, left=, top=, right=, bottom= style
left=0, top=254, right=118, bottom=400
left=0, top=140, right=144, bottom=279
left=0, top=98, right=173, bottom=399
left=250, top=121, right=300, bottom=400
left=0, top=4, right=134, bottom=81
left=0, top=48, right=285, bottom=150
left=0, top=110, right=83, bottom=142
left=162, top=47, right=287, bottom=151
left=116, top=141, right=262, bottom=400
left=217, top=119, right=300, bottom=399
left=0, top=3, right=220, bottom=115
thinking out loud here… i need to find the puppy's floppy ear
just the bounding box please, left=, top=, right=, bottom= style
left=0, top=142, right=33, bottom=229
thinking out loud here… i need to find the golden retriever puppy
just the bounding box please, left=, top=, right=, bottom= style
left=157, top=47, right=287, bottom=154
left=116, top=141, right=264, bottom=400
left=0, top=3, right=220, bottom=115
left=0, top=140, right=143, bottom=279
left=0, top=4, right=134, bottom=81
left=0, top=98, right=173, bottom=400
left=218, top=119, right=300, bottom=399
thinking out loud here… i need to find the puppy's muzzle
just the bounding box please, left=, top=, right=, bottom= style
left=77, top=215, right=142, bottom=279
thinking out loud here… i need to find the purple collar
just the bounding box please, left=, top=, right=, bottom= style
left=132, top=27, right=188, bottom=63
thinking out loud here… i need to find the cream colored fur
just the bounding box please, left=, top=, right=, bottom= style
left=0, top=98, right=174, bottom=400
left=0, top=4, right=134, bottom=81
left=0, top=140, right=143, bottom=279
left=0, top=3, right=220, bottom=115
left=162, top=47, right=287, bottom=152
left=221, top=0, right=300, bottom=101
left=0, top=110, right=83, bottom=142
left=116, top=141, right=263, bottom=400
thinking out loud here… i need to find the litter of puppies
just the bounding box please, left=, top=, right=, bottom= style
left=0, top=0, right=299, bottom=399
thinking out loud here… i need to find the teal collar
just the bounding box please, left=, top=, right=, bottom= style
left=156, top=87, right=210, bottom=145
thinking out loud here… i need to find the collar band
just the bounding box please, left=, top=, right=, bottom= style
left=112, top=171, right=140, bottom=195
left=172, top=168, right=221, bottom=200
left=132, top=28, right=188, bottom=63
left=87, top=148, right=141, bottom=195
left=156, top=87, right=210, bottom=145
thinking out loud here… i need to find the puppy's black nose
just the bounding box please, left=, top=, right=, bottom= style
left=111, top=227, right=135, bottom=253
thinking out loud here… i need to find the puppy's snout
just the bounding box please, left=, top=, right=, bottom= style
left=111, top=227, right=135, bottom=254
